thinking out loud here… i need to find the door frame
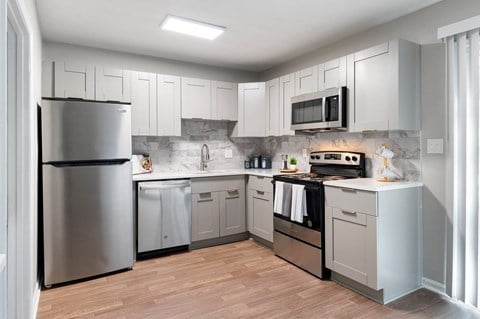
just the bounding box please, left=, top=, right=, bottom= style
left=4, top=0, right=35, bottom=317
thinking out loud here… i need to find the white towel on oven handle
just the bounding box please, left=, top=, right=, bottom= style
left=291, top=184, right=307, bottom=223
left=273, top=181, right=284, bottom=215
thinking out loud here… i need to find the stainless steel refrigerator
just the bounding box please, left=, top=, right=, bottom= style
left=41, top=99, right=134, bottom=286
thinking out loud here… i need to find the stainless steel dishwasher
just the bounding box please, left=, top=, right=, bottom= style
left=137, top=180, right=191, bottom=254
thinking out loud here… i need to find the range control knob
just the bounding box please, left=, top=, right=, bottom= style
left=315, top=155, right=321, bottom=160
left=352, top=156, right=358, bottom=162
left=345, top=156, right=351, bottom=161
left=310, top=155, right=315, bottom=160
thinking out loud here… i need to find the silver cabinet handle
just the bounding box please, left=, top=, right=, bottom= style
left=340, top=188, right=357, bottom=193
left=227, top=189, right=239, bottom=195
left=256, top=190, right=265, bottom=195
left=341, top=210, right=357, bottom=216
left=140, top=183, right=189, bottom=191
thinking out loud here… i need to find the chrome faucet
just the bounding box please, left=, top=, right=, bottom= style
left=200, top=144, right=210, bottom=171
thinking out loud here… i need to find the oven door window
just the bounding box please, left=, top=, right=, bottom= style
left=292, top=98, right=323, bottom=124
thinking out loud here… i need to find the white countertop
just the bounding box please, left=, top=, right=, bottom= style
left=0, top=254, right=5, bottom=273
left=132, top=169, right=296, bottom=181
left=323, top=178, right=423, bottom=192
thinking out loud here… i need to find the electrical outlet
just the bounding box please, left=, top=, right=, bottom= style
left=427, top=138, right=444, bottom=154
left=302, top=148, right=308, bottom=158
left=224, top=148, right=233, bottom=158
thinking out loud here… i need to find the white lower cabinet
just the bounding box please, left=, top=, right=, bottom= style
left=247, top=176, right=273, bottom=242
left=191, top=177, right=246, bottom=242
left=325, top=184, right=421, bottom=304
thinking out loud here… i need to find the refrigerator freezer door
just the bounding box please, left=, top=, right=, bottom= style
left=43, top=161, right=134, bottom=286
left=41, top=99, right=132, bottom=162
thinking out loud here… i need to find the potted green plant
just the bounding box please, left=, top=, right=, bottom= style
left=289, top=157, right=297, bottom=170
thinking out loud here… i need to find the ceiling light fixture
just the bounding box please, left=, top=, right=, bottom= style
left=160, top=15, right=225, bottom=40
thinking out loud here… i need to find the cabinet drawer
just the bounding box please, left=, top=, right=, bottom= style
left=325, top=186, right=377, bottom=216
left=247, top=175, right=273, bottom=193
left=192, top=176, right=245, bottom=194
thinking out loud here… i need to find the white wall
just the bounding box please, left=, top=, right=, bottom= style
left=42, top=41, right=259, bottom=83
left=259, top=0, right=480, bottom=290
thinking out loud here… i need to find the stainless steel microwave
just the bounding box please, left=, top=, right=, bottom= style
left=290, top=86, right=347, bottom=132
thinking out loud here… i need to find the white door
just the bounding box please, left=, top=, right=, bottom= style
left=211, top=81, right=237, bottom=121
left=95, top=67, right=131, bottom=103
left=157, top=74, right=181, bottom=136
left=238, top=82, right=266, bottom=137
left=181, top=77, right=211, bottom=119
left=1, top=19, right=17, bottom=319
left=131, top=71, right=156, bottom=136
left=347, top=43, right=391, bottom=132
left=318, top=56, right=347, bottom=91
left=265, top=78, right=280, bottom=136
left=295, top=66, right=318, bottom=95
left=54, top=61, right=95, bottom=99
left=279, top=73, right=295, bottom=136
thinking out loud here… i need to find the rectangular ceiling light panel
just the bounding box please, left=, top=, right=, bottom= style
left=161, top=15, right=225, bottom=40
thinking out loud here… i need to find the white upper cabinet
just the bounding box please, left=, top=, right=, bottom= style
left=181, top=77, right=212, bottom=119
left=318, top=56, right=347, bottom=91
left=157, top=74, right=181, bottom=136
left=265, top=78, right=281, bottom=136
left=234, top=82, right=266, bottom=137
left=95, top=67, right=131, bottom=103
left=347, top=39, right=420, bottom=132
left=294, top=66, right=318, bottom=95
left=279, top=73, right=296, bottom=136
left=53, top=61, right=95, bottom=100
left=211, top=81, right=238, bottom=121
left=131, top=71, right=157, bottom=136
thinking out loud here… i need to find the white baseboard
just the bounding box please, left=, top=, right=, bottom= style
left=32, top=283, right=40, bottom=319
left=422, top=277, right=446, bottom=295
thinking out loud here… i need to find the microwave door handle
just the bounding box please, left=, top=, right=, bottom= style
left=322, top=97, right=327, bottom=122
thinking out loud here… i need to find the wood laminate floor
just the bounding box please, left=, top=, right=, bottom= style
left=37, top=240, right=480, bottom=319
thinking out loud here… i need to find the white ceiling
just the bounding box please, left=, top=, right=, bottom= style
left=36, top=0, right=443, bottom=72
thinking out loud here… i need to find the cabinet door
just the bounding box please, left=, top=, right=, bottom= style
left=181, top=77, right=212, bottom=119
left=219, top=189, right=246, bottom=236
left=237, top=82, right=266, bottom=137
left=265, top=78, right=280, bottom=136
left=157, top=74, right=181, bottom=136
left=212, top=81, right=238, bottom=121
left=325, top=206, right=378, bottom=289
left=191, top=192, right=220, bottom=241
left=131, top=71, right=156, bottom=136
left=294, top=66, right=318, bottom=95
left=95, top=67, right=131, bottom=103
left=318, top=56, right=346, bottom=91
left=54, top=61, right=94, bottom=99
left=247, top=189, right=273, bottom=242
left=347, top=43, right=391, bottom=132
left=279, top=73, right=295, bottom=136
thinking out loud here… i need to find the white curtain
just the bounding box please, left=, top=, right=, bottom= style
left=446, top=28, right=480, bottom=307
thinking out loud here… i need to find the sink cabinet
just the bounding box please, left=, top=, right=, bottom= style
left=325, top=185, right=421, bottom=304
left=191, top=176, right=246, bottom=242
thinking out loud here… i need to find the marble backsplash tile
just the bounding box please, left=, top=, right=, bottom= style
left=132, top=120, right=421, bottom=181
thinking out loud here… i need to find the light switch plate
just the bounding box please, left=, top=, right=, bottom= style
left=427, top=138, right=444, bottom=154
left=302, top=148, right=308, bottom=158
left=224, top=148, right=233, bottom=158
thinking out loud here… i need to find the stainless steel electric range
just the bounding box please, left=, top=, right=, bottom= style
left=272, top=151, right=365, bottom=278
